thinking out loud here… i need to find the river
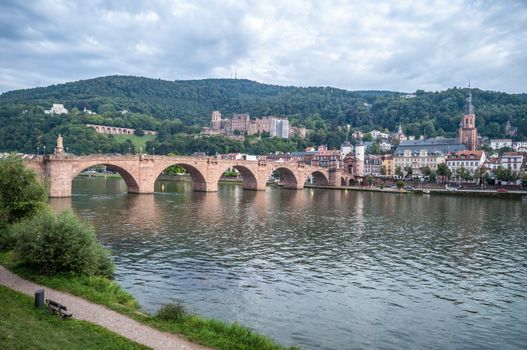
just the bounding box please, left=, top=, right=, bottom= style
left=49, top=177, right=527, bottom=350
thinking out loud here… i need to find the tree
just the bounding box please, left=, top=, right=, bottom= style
left=420, top=166, right=432, bottom=178
left=395, top=165, right=403, bottom=178
left=429, top=170, right=437, bottom=183
left=474, top=166, right=488, bottom=186
left=380, top=165, right=387, bottom=176
left=404, top=166, right=413, bottom=178
left=362, top=133, right=373, bottom=142
left=456, top=166, right=473, bottom=182
left=366, top=143, right=382, bottom=155
left=134, top=128, right=145, bottom=136
left=436, top=163, right=452, bottom=183
left=0, top=155, right=47, bottom=231
left=496, top=166, right=516, bottom=185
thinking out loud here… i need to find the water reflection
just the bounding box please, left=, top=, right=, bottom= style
left=50, top=177, right=527, bottom=350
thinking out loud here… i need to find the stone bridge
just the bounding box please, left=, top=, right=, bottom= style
left=26, top=154, right=343, bottom=197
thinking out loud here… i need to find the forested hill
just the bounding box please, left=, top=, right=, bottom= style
left=0, top=76, right=399, bottom=125
left=0, top=75, right=526, bottom=155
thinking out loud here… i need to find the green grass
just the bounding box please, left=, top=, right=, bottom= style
left=0, top=251, right=300, bottom=350
left=112, top=134, right=157, bottom=150
left=0, top=284, right=149, bottom=350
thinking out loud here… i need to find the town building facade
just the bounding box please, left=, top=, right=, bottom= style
left=394, top=138, right=467, bottom=177
left=490, top=139, right=513, bottom=150
left=446, top=151, right=486, bottom=175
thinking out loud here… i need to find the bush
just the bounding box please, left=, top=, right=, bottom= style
left=0, top=155, right=47, bottom=230
left=396, top=180, right=405, bottom=189
left=13, top=210, right=115, bottom=277
left=0, top=226, right=19, bottom=249
left=156, top=303, right=187, bottom=323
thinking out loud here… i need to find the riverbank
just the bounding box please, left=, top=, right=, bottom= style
left=304, top=184, right=527, bottom=200
left=79, top=172, right=122, bottom=179
left=158, top=174, right=244, bottom=184
left=0, top=250, right=298, bottom=350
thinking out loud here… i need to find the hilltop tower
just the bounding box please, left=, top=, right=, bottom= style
left=458, top=87, right=478, bottom=151
left=211, top=111, right=222, bottom=130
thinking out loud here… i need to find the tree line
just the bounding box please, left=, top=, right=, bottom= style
left=0, top=76, right=526, bottom=155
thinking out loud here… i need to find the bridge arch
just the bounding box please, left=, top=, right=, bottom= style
left=272, top=166, right=301, bottom=189
left=72, top=163, right=140, bottom=193
left=216, top=165, right=261, bottom=190
left=155, top=162, right=208, bottom=192
left=306, top=170, right=330, bottom=187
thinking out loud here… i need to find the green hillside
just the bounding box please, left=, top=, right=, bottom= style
left=0, top=75, right=525, bottom=155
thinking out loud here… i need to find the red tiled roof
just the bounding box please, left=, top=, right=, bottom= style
left=447, top=150, right=484, bottom=161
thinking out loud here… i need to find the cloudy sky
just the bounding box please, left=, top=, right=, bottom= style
left=1, top=0, right=526, bottom=93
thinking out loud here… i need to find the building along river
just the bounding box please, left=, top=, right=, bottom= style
left=49, top=177, right=527, bottom=350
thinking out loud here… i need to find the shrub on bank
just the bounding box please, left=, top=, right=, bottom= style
left=156, top=302, right=187, bottom=322
left=0, top=155, right=47, bottom=247
left=13, top=209, right=114, bottom=277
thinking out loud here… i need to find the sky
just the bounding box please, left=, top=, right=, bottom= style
left=1, top=0, right=526, bottom=93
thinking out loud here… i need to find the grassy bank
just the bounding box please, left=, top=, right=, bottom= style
left=0, top=250, right=298, bottom=350
left=0, top=284, right=148, bottom=350
left=78, top=173, right=123, bottom=179
left=112, top=134, right=157, bottom=150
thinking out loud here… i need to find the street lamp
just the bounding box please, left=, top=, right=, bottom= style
left=37, top=146, right=40, bottom=156
left=139, top=147, right=142, bottom=155
left=43, top=145, right=46, bottom=156
left=128, top=147, right=131, bottom=156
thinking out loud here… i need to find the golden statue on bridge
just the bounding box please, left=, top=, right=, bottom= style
left=55, top=134, right=64, bottom=154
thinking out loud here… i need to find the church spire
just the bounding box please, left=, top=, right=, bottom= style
left=464, top=84, right=474, bottom=115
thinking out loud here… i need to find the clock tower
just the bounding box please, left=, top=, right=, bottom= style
left=458, top=87, right=478, bottom=151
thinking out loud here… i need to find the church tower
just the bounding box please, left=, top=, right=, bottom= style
left=458, top=87, right=478, bottom=151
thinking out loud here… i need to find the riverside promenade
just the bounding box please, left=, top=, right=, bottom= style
left=304, top=184, right=527, bottom=199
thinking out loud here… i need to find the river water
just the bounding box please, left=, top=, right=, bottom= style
left=50, top=177, right=527, bottom=350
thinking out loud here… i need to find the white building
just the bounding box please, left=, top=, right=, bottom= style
left=490, top=139, right=513, bottom=150
left=83, top=106, right=96, bottom=115
left=369, top=130, right=389, bottom=140
left=501, top=152, right=525, bottom=172
left=351, top=131, right=364, bottom=139
left=270, top=118, right=289, bottom=138
left=513, top=141, right=527, bottom=152
left=446, top=151, right=486, bottom=175
left=379, top=141, right=392, bottom=152
left=340, top=141, right=353, bottom=159
left=45, top=103, right=68, bottom=115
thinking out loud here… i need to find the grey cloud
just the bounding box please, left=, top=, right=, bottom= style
left=0, top=0, right=526, bottom=93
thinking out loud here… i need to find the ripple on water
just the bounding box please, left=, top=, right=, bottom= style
left=55, top=178, right=527, bottom=350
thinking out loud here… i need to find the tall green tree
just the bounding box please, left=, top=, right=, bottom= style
left=436, top=163, right=452, bottom=183
left=0, top=156, right=47, bottom=229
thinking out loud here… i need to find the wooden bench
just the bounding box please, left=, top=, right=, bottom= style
left=45, top=299, right=73, bottom=319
